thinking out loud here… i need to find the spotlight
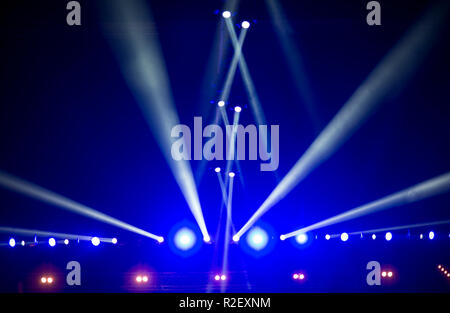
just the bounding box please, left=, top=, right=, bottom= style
left=21, top=240, right=25, bottom=246
left=295, top=233, right=308, bottom=244
left=203, top=235, right=211, bottom=243
left=157, top=236, right=164, bottom=243
left=142, top=275, right=149, bottom=283
left=215, top=167, right=221, bottom=173
left=293, top=274, right=299, bottom=279
left=222, top=11, right=231, bottom=19
left=280, top=235, right=286, bottom=241
left=48, top=238, right=56, bottom=247
left=136, top=276, right=142, bottom=283
left=214, top=275, right=220, bottom=281
left=218, top=100, right=225, bottom=107
left=64, top=239, right=69, bottom=245
left=111, top=238, right=118, bottom=244
left=420, top=234, right=423, bottom=239
left=232, top=235, right=240, bottom=242
left=220, top=275, right=226, bottom=281
left=372, top=234, right=376, bottom=240
left=228, top=172, right=235, bottom=178
left=388, top=271, right=393, bottom=278
left=40, top=277, right=47, bottom=284
left=325, top=234, right=330, bottom=240
left=241, top=21, right=250, bottom=29
left=47, top=277, right=53, bottom=284
left=382, top=271, right=387, bottom=277
left=9, top=238, right=15, bottom=248
left=385, top=232, right=393, bottom=241
left=91, top=237, right=100, bottom=246
left=438, top=265, right=442, bottom=269
left=174, top=227, right=196, bottom=251
left=299, top=274, right=305, bottom=280
left=429, top=231, right=435, bottom=240
left=340, top=233, right=349, bottom=242
left=246, top=227, right=269, bottom=251
left=234, top=106, right=242, bottom=113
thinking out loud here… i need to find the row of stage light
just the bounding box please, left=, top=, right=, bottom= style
left=233, top=1, right=450, bottom=241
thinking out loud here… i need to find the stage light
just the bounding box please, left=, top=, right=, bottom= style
left=214, top=275, right=220, bottom=281
left=157, top=236, right=164, bottom=243
left=142, top=275, right=148, bottom=283
left=220, top=275, right=226, bottom=281
left=222, top=11, right=231, bottom=19
left=232, top=235, right=240, bottom=242
left=234, top=106, right=242, bottom=113
left=91, top=237, right=100, bottom=246
left=48, top=238, right=56, bottom=247
left=438, top=265, right=442, bottom=269
left=21, top=240, right=25, bottom=246
left=382, top=271, right=387, bottom=277
left=246, top=227, right=269, bottom=251
left=136, top=276, right=142, bottom=283
left=241, top=21, right=250, bottom=29
left=203, top=235, right=211, bottom=243
left=299, top=274, right=305, bottom=280
left=47, top=277, right=53, bottom=284
left=293, top=274, right=299, bottom=279
left=388, top=272, right=393, bottom=278
left=40, top=277, right=46, bottom=284
left=8, top=238, right=15, bottom=248
left=112, top=238, right=118, bottom=244
left=429, top=231, right=435, bottom=240
left=280, top=235, right=286, bottom=241
left=295, top=233, right=308, bottom=244
left=215, top=167, right=221, bottom=173
left=174, top=227, right=196, bottom=251
left=385, top=232, right=392, bottom=241
left=340, top=233, right=349, bottom=242
left=372, top=234, right=376, bottom=240
left=442, top=268, right=445, bottom=272
left=64, top=239, right=69, bottom=245
left=420, top=234, right=424, bottom=239
left=325, top=234, right=330, bottom=240
left=218, top=100, right=225, bottom=107
left=228, top=172, right=235, bottom=178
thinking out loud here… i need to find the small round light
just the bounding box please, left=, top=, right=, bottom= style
left=295, top=233, right=308, bottom=245
left=220, top=275, right=226, bottom=281
left=429, top=231, right=435, bottom=240
left=228, top=172, right=235, bottom=178
left=234, top=106, right=242, bottom=113
left=382, top=271, right=387, bottom=277
left=232, top=235, right=240, bottom=242
left=203, top=235, right=211, bottom=243
left=91, top=237, right=100, bottom=246
left=111, top=238, right=118, bottom=244
left=241, top=21, right=250, bottom=29
left=388, top=272, right=393, bottom=278
left=340, top=233, right=349, bottom=242
left=280, top=235, right=286, bottom=241
left=48, top=238, right=56, bottom=247
left=372, top=234, right=376, bottom=240
left=9, top=238, right=16, bottom=248
left=142, top=276, right=148, bottom=283
left=21, top=240, right=25, bottom=246
left=47, top=277, right=53, bottom=284
left=64, top=239, right=69, bottom=245
left=214, top=275, right=220, bottom=281
left=222, top=11, right=231, bottom=19
left=325, top=234, right=330, bottom=240
left=447, top=273, right=450, bottom=277
left=385, top=232, right=392, bottom=241
left=136, top=276, right=142, bottom=283
left=218, top=100, right=225, bottom=107
left=438, top=265, right=442, bottom=269
left=420, top=234, right=423, bottom=239
left=157, top=236, right=164, bottom=243
left=299, top=274, right=305, bottom=280
left=214, top=167, right=221, bottom=173
left=293, top=274, right=299, bottom=280
left=40, top=277, right=47, bottom=284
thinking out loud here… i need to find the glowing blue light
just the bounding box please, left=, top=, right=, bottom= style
left=246, top=227, right=268, bottom=251
left=385, top=232, right=392, bottom=241
left=340, top=233, right=349, bottom=242
left=9, top=238, right=16, bottom=247
left=48, top=238, right=56, bottom=247
left=429, top=231, right=435, bottom=240
left=174, top=227, right=196, bottom=251
left=91, top=237, right=100, bottom=246
left=295, top=233, right=308, bottom=244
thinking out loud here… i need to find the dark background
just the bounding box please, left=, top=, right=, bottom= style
left=0, top=0, right=449, bottom=292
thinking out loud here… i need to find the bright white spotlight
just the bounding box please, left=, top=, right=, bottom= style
left=47, top=277, right=53, bottom=284
left=232, top=235, right=240, bottom=242
left=429, top=231, right=435, bottom=240
left=214, top=274, right=220, bottom=281
left=241, top=21, right=250, bottom=29
left=228, top=172, right=235, bottom=178
left=9, top=238, right=16, bottom=248
left=48, top=238, right=56, bottom=247
left=387, top=271, right=393, bottom=278
left=340, top=233, right=349, bottom=242
left=142, top=275, right=149, bottom=283
left=111, top=238, right=118, bottom=244
left=40, top=277, right=47, bottom=284
left=280, top=235, right=286, bottom=241
left=234, top=106, right=242, bottom=113
left=220, top=275, right=227, bottom=281
left=91, top=237, right=100, bottom=246
left=372, top=234, right=376, bottom=240
left=215, top=167, right=221, bottom=173
left=157, top=236, right=164, bottom=243
left=203, top=235, right=211, bottom=243
left=64, top=239, right=69, bottom=245
left=385, top=232, right=393, bottom=241
left=136, top=276, right=142, bottom=283
left=218, top=100, right=225, bottom=107
left=420, top=233, right=424, bottom=239
left=325, top=234, right=330, bottom=240
left=293, top=274, right=299, bottom=280
left=174, top=227, right=196, bottom=251
left=21, top=240, right=25, bottom=246
left=222, top=11, right=231, bottom=19
left=246, top=227, right=269, bottom=251
left=295, top=233, right=308, bottom=244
